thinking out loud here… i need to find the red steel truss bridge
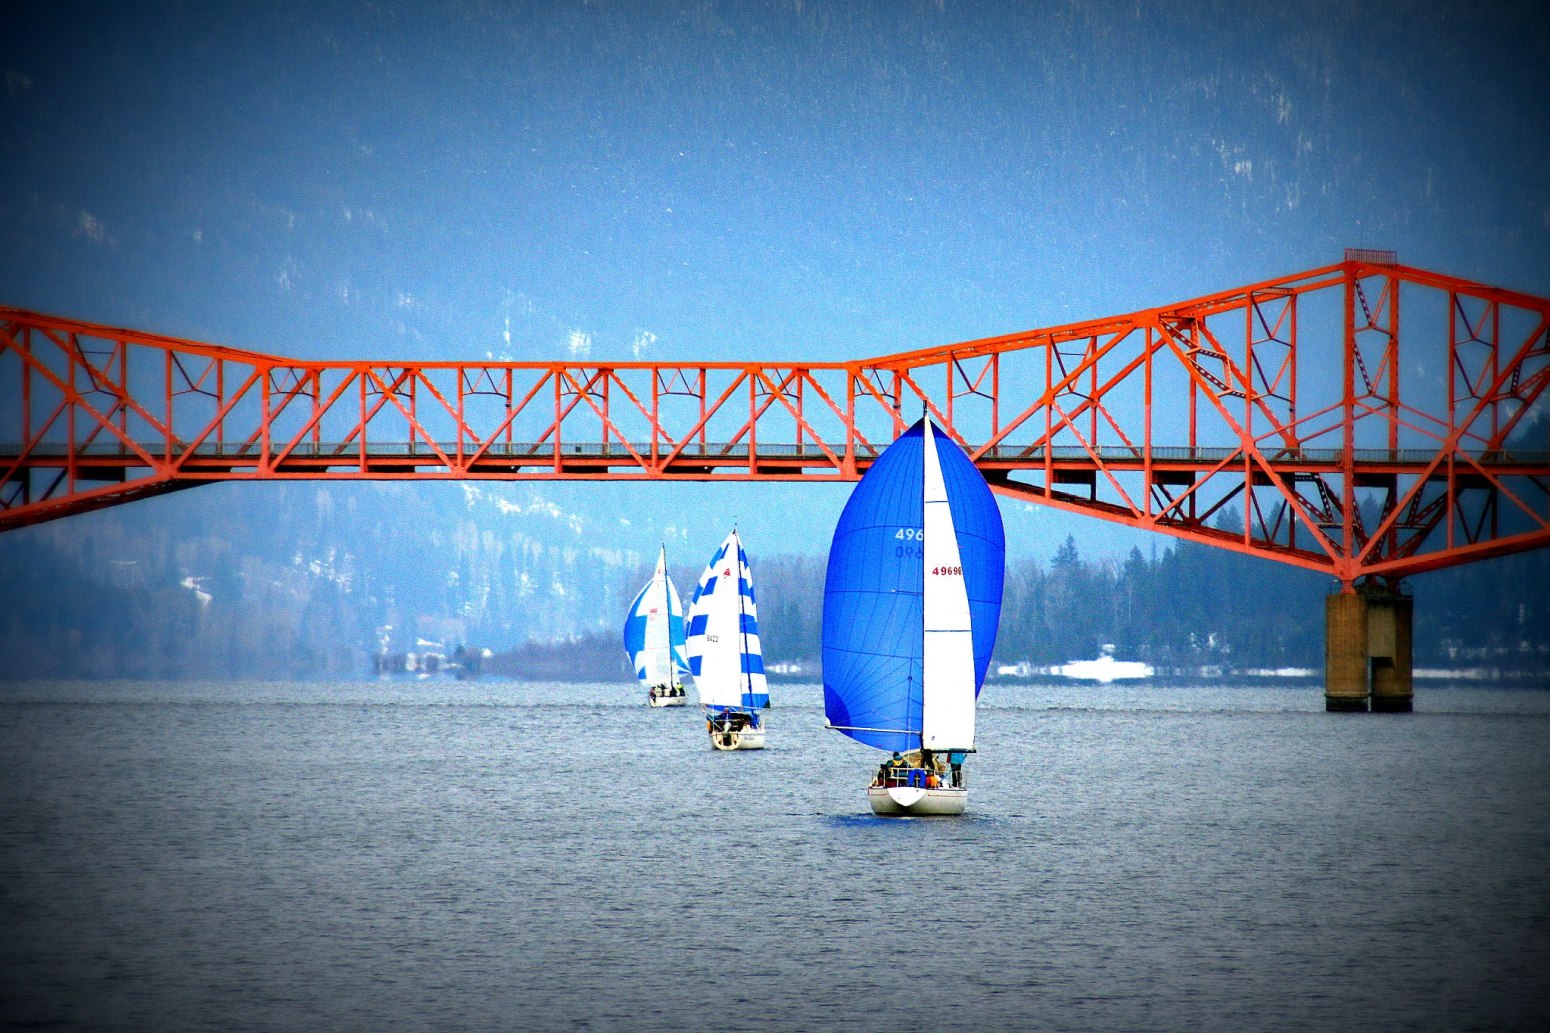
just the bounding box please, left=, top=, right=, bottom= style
left=3, top=250, right=1547, bottom=590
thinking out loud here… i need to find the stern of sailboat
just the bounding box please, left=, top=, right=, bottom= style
left=866, top=784, right=967, bottom=816
left=706, top=710, right=766, bottom=750
left=865, top=749, right=968, bottom=815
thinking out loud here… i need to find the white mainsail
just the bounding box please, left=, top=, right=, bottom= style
left=919, top=419, right=977, bottom=751
left=640, top=547, right=673, bottom=686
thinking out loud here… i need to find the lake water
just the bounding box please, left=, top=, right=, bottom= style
left=2, top=679, right=1548, bottom=1032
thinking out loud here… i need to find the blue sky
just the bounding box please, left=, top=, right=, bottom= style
left=2, top=0, right=1547, bottom=565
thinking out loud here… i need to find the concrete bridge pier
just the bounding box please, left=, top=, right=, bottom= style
left=1324, top=585, right=1414, bottom=713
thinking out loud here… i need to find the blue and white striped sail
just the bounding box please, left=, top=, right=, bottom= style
left=822, top=418, right=1005, bottom=753
left=622, top=546, right=692, bottom=689
left=685, top=530, right=769, bottom=713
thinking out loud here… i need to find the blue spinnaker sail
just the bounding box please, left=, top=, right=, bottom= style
left=622, top=581, right=652, bottom=679
left=622, top=549, right=691, bottom=687
left=821, top=418, right=1005, bottom=751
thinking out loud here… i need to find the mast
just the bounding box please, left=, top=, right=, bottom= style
left=656, top=544, right=671, bottom=685
left=657, top=545, right=668, bottom=683
left=656, top=544, right=666, bottom=613
left=734, top=531, right=750, bottom=705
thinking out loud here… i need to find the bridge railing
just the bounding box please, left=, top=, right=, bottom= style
left=5, top=440, right=1548, bottom=469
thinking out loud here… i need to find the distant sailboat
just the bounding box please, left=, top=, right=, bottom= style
left=623, top=546, right=693, bottom=707
left=823, top=417, right=1005, bottom=815
left=686, top=529, right=770, bottom=750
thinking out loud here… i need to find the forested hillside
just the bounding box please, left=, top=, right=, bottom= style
left=739, top=537, right=1550, bottom=673
left=0, top=481, right=645, bottom=679
left=594, top=534, right=1548, bottom=679
left=3, top=486, right=1545, bottom=679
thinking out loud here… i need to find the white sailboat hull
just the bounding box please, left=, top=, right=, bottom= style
left=647, top=693, right=687, bottom=707
left=867, top=784, right=967, bottom=816
left=709, top=725, right=766, bottom=750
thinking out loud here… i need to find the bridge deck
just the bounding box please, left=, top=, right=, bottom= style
left=5, top=441, right=1547, bottom=478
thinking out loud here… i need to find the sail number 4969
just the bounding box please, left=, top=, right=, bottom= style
left=932, top=565, right=963, bottom=576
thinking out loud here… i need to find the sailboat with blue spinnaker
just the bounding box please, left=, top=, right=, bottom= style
left=822, top=417, right=1005, bottom=815
left=623, top=545, right=693, bottom=707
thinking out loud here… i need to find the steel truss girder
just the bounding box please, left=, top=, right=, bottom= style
left=2, top=255, right=1548, bottom=586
